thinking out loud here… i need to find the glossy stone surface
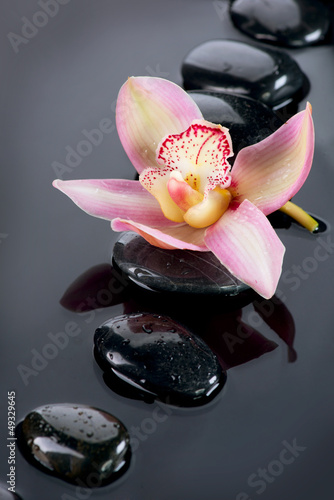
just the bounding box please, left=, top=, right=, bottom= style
left=0, top=487, right=22, bottom=499
left=18, top=404, right=131, bottom=487
left=230, top=0, right=330, bottom=48
left=188, top=91, right=284, bottom=160
left=94, top=313, right=226, bottom=407
left=113, top=232, right=249, bottom=296
left=182, top=39, right=308, bottom=108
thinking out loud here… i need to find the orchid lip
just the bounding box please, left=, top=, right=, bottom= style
left=183, top=188, right=232, bottom=228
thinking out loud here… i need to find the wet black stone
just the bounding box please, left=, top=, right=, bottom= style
left=182, top=39, right=309, bottom=109
left=188, top=91, right=284, bottom=160
left=230, top=0, right=331, bottom=48
left=0, top=487, right=22, bottom=499
left=18, top=404, right=131, bottom=487
left=94, top=313, right=226, bottom=407
left=112, top=232, right=249, bottom=296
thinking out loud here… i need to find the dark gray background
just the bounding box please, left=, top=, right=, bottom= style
left=1, top=1, right=334, bottom=499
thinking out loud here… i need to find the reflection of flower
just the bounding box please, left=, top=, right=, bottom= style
left=60, top=264, right=297, bottom=369
left=53, top=77, right=314, bottom=299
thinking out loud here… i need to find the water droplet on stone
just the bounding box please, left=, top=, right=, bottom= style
left=142, top=324, right=153, bottom=333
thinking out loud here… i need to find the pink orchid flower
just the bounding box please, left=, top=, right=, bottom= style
left=53, top=77, right=314, bottom=299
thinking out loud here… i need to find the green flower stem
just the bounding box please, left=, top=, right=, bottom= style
left=279, top=201, right=319, bottom=233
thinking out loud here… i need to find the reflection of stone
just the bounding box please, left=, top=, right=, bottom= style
left=113, top=232, right=249, bottom=296
left=94, top=312, right=226, bottom=407
left=119, top=293, right=297, bottom=370
left=18, top=404, right=131, bottom=487
left=230, top=0, right=330, bottom=48
left=182, top=39, right=308, bottom=108
left=59, top=260, right=297, bottom=371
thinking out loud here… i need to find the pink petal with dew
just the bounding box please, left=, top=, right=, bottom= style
left=52, top=178, right=174, bottom=227
left=116, top=77, right=203, bottom=174
left=111, top=219, right=208, bottom=251
left=230, top=103, right=314, bottom=215
left=204, top=200, right=285, bottom=299
left=157, top=120, right=233, bottom=195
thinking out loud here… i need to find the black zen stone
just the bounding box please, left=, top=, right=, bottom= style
left=112, top=232, right=249, bottom=296
left=182, top=39, right=309, bottom=109
left=188, top=91, right=284, bottom=160
left=18, top=404, right=131, bottom=487
left=94, top=313, right=226, bottom=407
left=230, top=0, right=331, bottom=48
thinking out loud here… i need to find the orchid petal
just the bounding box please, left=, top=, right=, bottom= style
left=157, top=120, right=233, bottom=195
left=204, top=200, right=285, bottom=299
left=230, top=103, right=314, bottom=215
left=52, top=178, right=174, bottom=227
left=116, top=77, right=203, bottom=174
left=111, top=219, right=207, bottom=251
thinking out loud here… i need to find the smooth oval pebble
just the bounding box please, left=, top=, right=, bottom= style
left=188, top=91, right=284, bottom=160
left=18, top=404, right=131, bottom=487
left=113, top=232, right=249, bottom=296
left=230, top=0, right=330, bottom=48
left=94, top=313, right=226, bottom=407
left=0, top=487, right=22, bottom=499
left=182, top=39, right=308, bottom=108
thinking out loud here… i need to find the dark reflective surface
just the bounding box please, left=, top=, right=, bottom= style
left=182, top=39, right=309, bottom=108
left=0, top=486, right=22, bottom=500
left=63, top=265, right=296, bottom=371
left=60, top=263, right=129, bottom=312
left=1, top=1, right=334, bottom=499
